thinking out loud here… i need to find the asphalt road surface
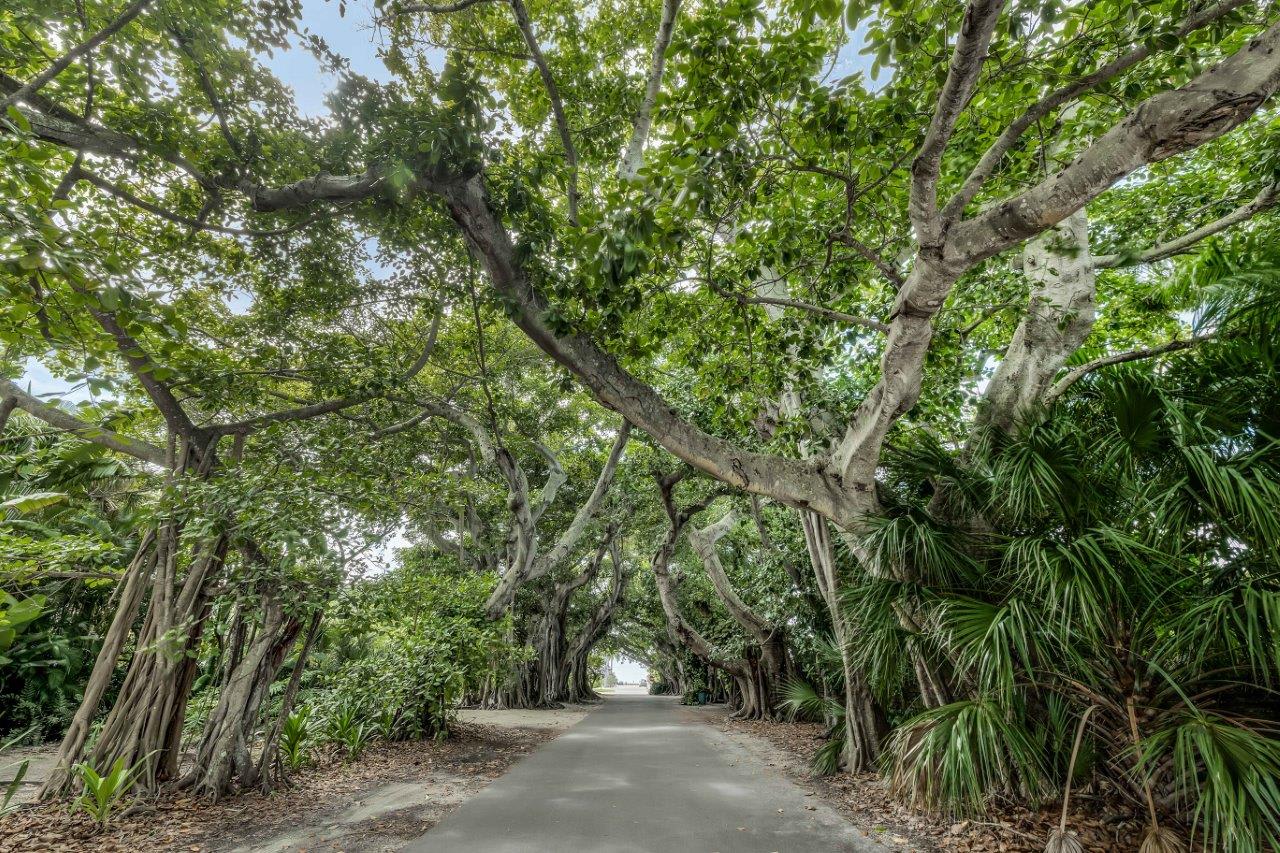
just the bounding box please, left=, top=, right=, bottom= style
left=406, top=693, right=891, bottom=853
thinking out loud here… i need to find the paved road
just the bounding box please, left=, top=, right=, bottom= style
left=406, top=694, right=890, bottom=853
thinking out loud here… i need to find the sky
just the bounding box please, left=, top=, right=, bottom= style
left=269, top=0, right=394, bottom=114
left=611, top=656, right=649, bottom=683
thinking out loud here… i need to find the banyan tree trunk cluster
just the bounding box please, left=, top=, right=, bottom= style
left=38, top=435, right=324, bottom=801
left=474, top=531, right=630, bottom=709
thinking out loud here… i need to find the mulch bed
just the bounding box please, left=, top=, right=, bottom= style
left=0, top=722, right=556, bottom=853
left=720, top=716, right=1146, bottom=853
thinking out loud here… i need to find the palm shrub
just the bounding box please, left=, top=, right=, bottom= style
left=851, top=318, right=1280, bottom=849
left=325, top=704, right=372, bottom=762
left=70, top=757, right=139, bottom=829
left=280, top=707, right=311, bottom=770
left=780, top=679, right=847, bottom=775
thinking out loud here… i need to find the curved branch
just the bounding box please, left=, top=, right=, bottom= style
left=688, top=509, right=774, bottom=644
left=438, top=175, right=857, bottom=525
left=88, top=308, right=197, bottom=438
left=1092, top=180, right=1279, bottom=269
left=529, top=420, right=631, bottom=580
left=1044, top=335, right=1211, bottom=403
left=528, top=440, right=568, bottom=524
left=0, top=378, right=166, bottom=465
left=651, top=474, right=747, bottom=677
left=212, top=321, right=441, bottom=435
left=565, top=540, right=629, bottom=667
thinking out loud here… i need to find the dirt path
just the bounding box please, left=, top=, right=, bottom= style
left=0, top=706, right=590, bottom=853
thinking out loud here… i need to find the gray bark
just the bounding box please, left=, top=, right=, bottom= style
left=976, top=209, right=1096, bottom=434
left=689, top=509, right=794, bottom=718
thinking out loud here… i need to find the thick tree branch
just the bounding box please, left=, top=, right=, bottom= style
left=1, top=78, right=385, bottom=218
left=1093, top=180, right=1279, bottom=269
left=0, top=396, right=17, bottom=435
left=0, top=0, right=156, bottom=113
left=88, top=308, right=198, bottom=438
left=6, top=94, right=215, bottom=190
left=529, top=420, right=631, bottom=580
left=689, top=508, right=775, bottom=643
left=0, top=378, right=166, bottom=465
left=76, top=169, right=319, bottom=237
left=910, top=0, right=1009, bottom=244
left=419, top=399, right=498, bottom=462
left=239, top=169, right=383, bottom=212
left=953, top=20, right=1280, bottom=266
left=834, top=21, right=1280, bottom=487
left=620, top=0, right=682, bottom=180
left=438, top=175, right=857, bottom=525
left=564, top=538, right=629, bottom=670
left=652, top=478, right=748, bottom=679
left=943, top=0, right=1254, bottom=222
left=399, top=0, right=499, bottom=12
left=528, top=439, right=568, bottom=524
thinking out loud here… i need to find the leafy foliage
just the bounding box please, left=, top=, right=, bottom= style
left=70, top=758, right=139, bottom=829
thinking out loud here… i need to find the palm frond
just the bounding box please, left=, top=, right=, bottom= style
left=1147, top=711, right=1280, bottom=853
left=883, top=699, right=1047, bottom=817
left=934, top=595, right=1039, bottom=700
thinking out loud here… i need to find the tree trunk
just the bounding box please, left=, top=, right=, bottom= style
left=973, top=208, right=1096, bottom=437
left=184, top=595, right=303, bottom=799
left=562, top=540, right=628, bottom=703
left=250, top=609, right=323, bottom=791
left=689, top=509, right=796, bottom=719
left=39, top=529, right=157, bottom=798
left=800, top=510, right=886, bottom=771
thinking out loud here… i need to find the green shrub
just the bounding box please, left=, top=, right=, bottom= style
left=316, top=558, right=512, bottom=741
left=280, top=707, right=311, bottom=770
left=70, top=758, right=138, bottom=829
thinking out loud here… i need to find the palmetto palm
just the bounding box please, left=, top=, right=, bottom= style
left=843, top=270, right=1280, bottom=850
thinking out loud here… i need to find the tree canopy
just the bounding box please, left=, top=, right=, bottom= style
left=3, top=0, right=1280, bottom=847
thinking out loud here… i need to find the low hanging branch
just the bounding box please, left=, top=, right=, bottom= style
left=0, top=378, right=167, bottom=466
